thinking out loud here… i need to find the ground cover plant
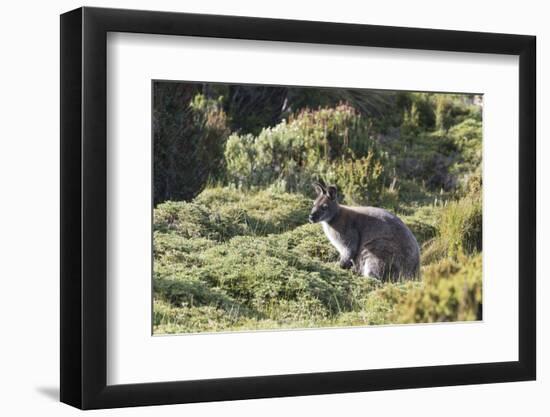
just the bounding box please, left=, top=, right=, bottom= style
left=153, top=83, right=483, bottom=334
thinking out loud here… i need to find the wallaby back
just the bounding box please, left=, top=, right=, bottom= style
left=337, top=206, right=420, bottom=280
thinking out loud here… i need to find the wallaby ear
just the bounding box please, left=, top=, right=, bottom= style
left=313, top=182, right=326, bottom=195
left=327, top=185, right=338, bottom=200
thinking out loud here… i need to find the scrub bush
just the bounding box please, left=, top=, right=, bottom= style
left=153, top=187, right=483, bottom=334
left=438, top=196, right=482, bottom=258
left=394, top=255, right=482, bottom=323
left=435, top=94, right=480, bottom=131
left=326, top=151, right=385, bottom=205
left=153, top=86, right=230, bottom=204
left=154, top=188, right=312, bottom=241
left=224, top=105, right=387, bottom=203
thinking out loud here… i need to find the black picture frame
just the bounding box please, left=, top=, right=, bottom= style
left=60, top=6, right=536, bottom=410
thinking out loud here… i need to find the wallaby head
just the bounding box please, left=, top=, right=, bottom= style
left=309, top=182, right=339, bottom=223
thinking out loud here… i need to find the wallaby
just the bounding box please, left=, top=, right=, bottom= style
left=309, top=182, right=420, bottom=281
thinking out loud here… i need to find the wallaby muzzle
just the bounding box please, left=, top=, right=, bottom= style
left=308, top=212, right=320, bottom=223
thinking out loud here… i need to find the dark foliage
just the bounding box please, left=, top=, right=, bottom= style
left=197, top=84, right=397, bottom=136
left=153, top=82, right=230, bottom=204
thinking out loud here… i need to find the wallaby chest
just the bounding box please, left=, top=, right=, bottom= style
left=321, top=222, right=352, bottom=257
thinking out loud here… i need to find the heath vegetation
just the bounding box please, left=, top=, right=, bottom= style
left=153, top=83, right=482, bottom=334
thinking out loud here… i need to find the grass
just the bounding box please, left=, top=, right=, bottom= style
left=153, top=187, right=482, bottom=334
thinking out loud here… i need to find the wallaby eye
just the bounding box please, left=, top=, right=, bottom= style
left=322, top=204, right=328, bottom=210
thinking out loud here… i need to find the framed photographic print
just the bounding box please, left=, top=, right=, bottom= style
left=60, top=6, right=536, bottom=410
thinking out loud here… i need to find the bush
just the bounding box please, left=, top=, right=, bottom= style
left=448, top=118, right=483, bottom=189
left=394, top=255, right=482, bottom=323
left=390, top=94, right=482, bottom=194
left=153, top=187, right=483, bottom=333
left=325, top=151, right=386, bottom=205
left=153, top=200, right=248, bottom=242
left=448, top=119, right=482, bottom=160
left=153, top=188, right=379, bottom=332
left=418, top=192, right=482, bottom=265
left=403, top=218, right=437, bottom=246
left=195, top=85, right=399, bottom=137
left=223, top=85, right=289, bottom=135
left=154, top=187, right=312, bottom=241
left=435, top=95, right=480, bottom=131
left=390, top=130, right=459, bottom=191
left=224, top=104, right=387, bottom=203
left=438, top=196, right=482, bottom=258
left=153, top=85, right=230, bottom=204
left=290, top=105, right=372, bottom=159
left=400, top=93, right=436, bottom=136
left=153, top=299, right=258, bottom=334
left=154, top=223, right=363, bottom=323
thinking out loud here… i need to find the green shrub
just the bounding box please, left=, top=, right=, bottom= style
left=404, top=219, right=437, bottom=246
left=391, top=130, right=459, bottom=191
left=278, top=223, right=339, bottom=263
left=153, top=232, right=215, bottom=267
left=153, top=85, right=230, bottom=204
left=290, top=105, right=372, bottom=159
left=346, top=283, right=411, bottom=325
left=153, top=299, right=259, bottom=334
left=397, top=93, right=437, bottom=137
left=448, top=119, right=482, bottom=160
left=463, top=169, right=482, bottom=198
left=154, top=188, right=312, bottom=241
left=196, top=85, right=398, bottom=136
left=224, top=105, right=387, bottom=203
left=154, top=223, right=363, bottom=324
left=438, top=196, right=482, bottom=258
left=153, top=200, right=247, bottom=241
left=417, top=192, right=482, bottom=265
left=153, top=187, right=483, bottom=334
left=389, top=94, right=482, bottom=194
left=420, top=237, right=448, bottom=265
left=447, top=118, right=483, bottom=190
left=152, top=190, right=385, bottom=332
left=401, top=101, right=421, bottom=137
left=325, top=151, right=385, bottom=205
left=154, top=265, right=247, bottom=314
left=394, top=255, right=482, bottom=323
left=435, top=95, right=480, bottom=131
left=196, top=187, right=311, bottom=234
